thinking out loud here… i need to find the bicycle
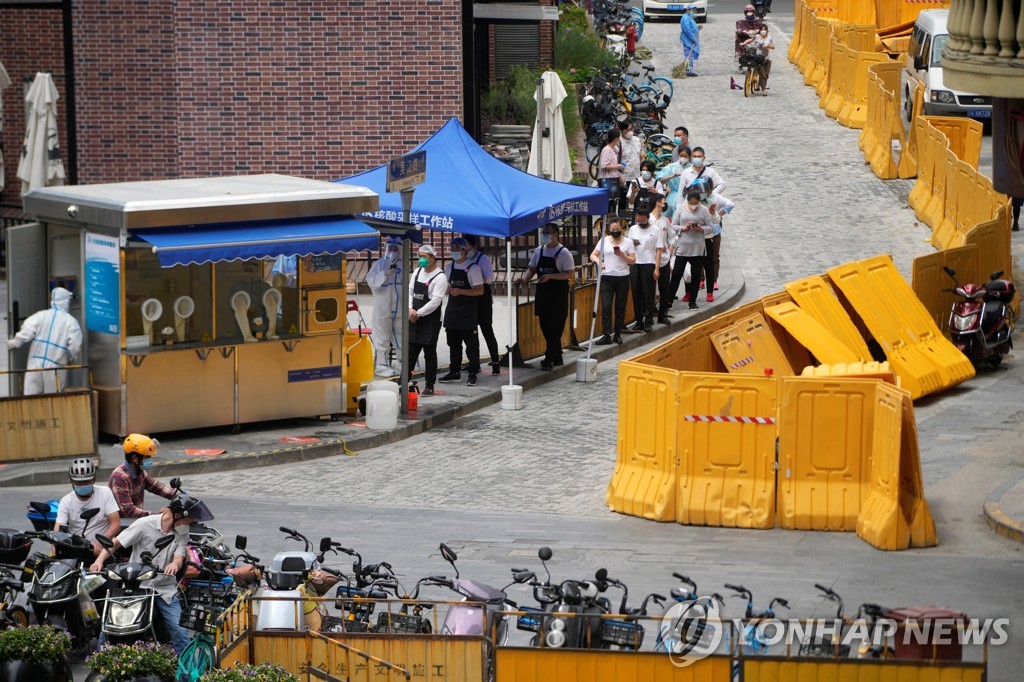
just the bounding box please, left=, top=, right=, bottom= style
left=797, top=583, right=852, bottom=658
left=738, top=45, right=767, bottom=97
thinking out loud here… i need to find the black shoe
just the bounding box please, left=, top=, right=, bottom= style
left=466, top=374, right=477, bottom=386
left=644, top=324, right=654, bottom=332
left=438, top=372, right=461, bottom=383
left=657, top=316, right=670, bottom=325
left=595, top=335, right=613, bottom=346
left=613, top=334, right=623, bottom=344
left=688, top=304, right=699, bottom=310
left=553, top=359, right=563, bottom=366
left=490, top=362, right=501, bottom=376
left=540, top=360, right=553, bottom=371
left=630, top=322, right=645, bottom=332
left=1014, top=223, right=1020, bottom=232
left=421, top=385, right=435, bottom=397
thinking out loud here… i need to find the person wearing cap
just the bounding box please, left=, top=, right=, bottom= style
left=7, top=286, right=82, bottom=395
left=407, top=245, right=448, bottom=396
left=514, top=224, right=575, bottom=370
left=463, top=235, right=502, bottom=375
left=90, top=492, right=214, bottom=654
left=56, top=457, right=120, bottom=556
left=366, top=237, right=404, bottom=377
left=108, top=433, right=176, bottom=519
left=439, top=237, right=484, bottom=386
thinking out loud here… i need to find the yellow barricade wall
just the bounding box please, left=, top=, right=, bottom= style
left=898, top=84, right=925, bottom=179
left=777, top=378, right=877, bottom=531
left=712, top=312, right=795, bottom=376
left=810, top=18, right=837, bottom=87
left=836, top=0, right=875, bottom=26
left=911, top=245, right=978, bottom=333
left=855, top=382, right=909, bottom=549
left=800, top=361, right=898, bottom=384
left=677, top=373, right=778, bottom=529
left=745, top=656, right=983, bottom=682
left=759, top=292, right=814, bottom=372
left=837, top=52, right=893, bottom=129
left=764, top=302, right=861, bottom=365
left=496, top=649, right=732, bottom=682
left=966, top=205, right=1018, bottom=318
left=607, top=361, right=680, bottom=521
left=897, top=389, right=937, bottom=547
left=785, top=276, right=872, bottom=362
left=929, top=116, right=983, bottom=169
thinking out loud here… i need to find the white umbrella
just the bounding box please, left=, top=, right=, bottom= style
left=17, top=72, right=65, bottom=197
left=527, top=71, right=572, bottom=183
left=0, top=61, right=11, bottom=192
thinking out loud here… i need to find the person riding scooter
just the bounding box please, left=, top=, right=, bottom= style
left=108, top=433, right=175, bottom=519
left=90, top=493, right=215, bottom=654
left=55, top=458, right=120, bottom=557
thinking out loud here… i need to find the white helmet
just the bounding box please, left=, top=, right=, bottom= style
left=69, top=457, right=97, bottom=483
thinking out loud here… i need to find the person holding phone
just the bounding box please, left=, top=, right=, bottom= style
left=627, top=209, right=665, bottom=332
left=669, top=191, right=714, bottom=310
left=590, top=218, right=636, bottom=345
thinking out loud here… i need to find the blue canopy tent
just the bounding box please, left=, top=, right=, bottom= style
left=338, top=117, right=610, bottom=391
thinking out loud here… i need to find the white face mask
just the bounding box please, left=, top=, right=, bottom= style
left=543, top=233, right=555, bottom=244
left=641, top=171, right=652, bottom=181
left=623, top=131, right=633, bottom=139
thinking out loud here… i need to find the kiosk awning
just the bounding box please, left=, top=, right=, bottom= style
left=131, top=216, right=380, bottom=267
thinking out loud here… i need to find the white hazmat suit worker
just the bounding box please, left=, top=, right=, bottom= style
left=7, top=287, right=83, bottom=394
left=366, top=238, right=403, bottom=377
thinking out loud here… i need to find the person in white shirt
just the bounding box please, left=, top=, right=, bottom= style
left=627, top=210, right=666, bottom=332
left=407, top=245, right=448, bottom=396
left=650, top=193, right=675, bottom=323
left=619, top=120, right=643, bottom=183
left=439, top=237, right=485, bottom=387
left=464, top=235, right=501, bottom=376
left=741, top=26, right=775, bottom=95
left=670, top=190, right=715, bottom=310
left=598, top=129, right=627, bottom=214
left=590, top=218, right=636, bottom=345
left=55, top=457, right=120, bottom=557
left=514, top=224, right=576, bottom=370
left=627, top=160, right=667, bottom=214
left=679, top=147, right=726, bottom=198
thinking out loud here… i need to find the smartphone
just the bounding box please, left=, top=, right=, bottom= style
left=632, top=238, right=640, bottom=245
left=613, top=245, right=621, bottom=252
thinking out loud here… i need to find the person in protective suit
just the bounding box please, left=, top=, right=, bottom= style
left=366, top=237, right=403, bottom=377
left=7, top=286, right=82, bottom=395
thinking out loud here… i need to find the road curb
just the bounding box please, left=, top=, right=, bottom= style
left=983, top=475, right=1024, bottom=544
left=0, top=279, right=745, bottom=488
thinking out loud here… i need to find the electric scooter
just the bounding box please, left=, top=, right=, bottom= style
left=943, top=266, right=1016, bottom=367
left=94, top=533, right=175, bottom=645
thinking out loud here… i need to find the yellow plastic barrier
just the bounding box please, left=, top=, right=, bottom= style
left=898, top=83, right=925, bottom=178
left=861, top=61, right=905, bottom=179
left=800, top=361, right=898, bottom=384
left=809, top=17, right=837, bottom=87
left=777, top=378, right=878, bottom=531
left=744, top=656, right=983, bottom=682
left=840, top=22, right=878, bottom=51
left=931, top=149, right=965, bottom=248
left=908, top=116, right=938, bottom=218
left=896, top=388, right=937, bottom=548
left=836, top=51, right=893, bottom=129
left=784, top=276, right=872, bottom=362
left=910, top=245, right=977, bottom=333
left=677, top=373, right=778, bottom=529
left=606, top=362, right=680, bottom=521
left=827, top=255, right=974, bottom=399
left=764, top=302, right=861, bottom=365
left=920, top=134, right=951, bottom=229
left=966, top=205, right=1018, bottom=318
left=821, top=40, right=850, bottom=117
left=930, top=115, right=983, bottom=169
left=836, top=0, right=875, bottom=25
left=497, top=649, right=733, bottom=682
left=711, top=313, right=795, bottom=376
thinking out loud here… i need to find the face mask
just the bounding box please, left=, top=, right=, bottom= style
left=673, top=137, right=682, bottom=146
left=543, top=233, right=555, bottom=244
left=609, top=230, right=622, bottom=238
left=760, top=31, right=768, bottom=37
left=637, top=221, right=649, bottom=228
left=746, top=12, right=755, bottom=19
left=74, top=484, right=93, bottom=497
left=688, top=201, right=700, bottom=208
left=692, top=157, right=704, bottom=167
left=679, top=158, right=691, bottom=167
left=142, top=458, right=154, bottom=470
left=623, top=131, right=633, bottom=139
left=418, top=257, right=430, bottom=268
left=451, top=250, right=463, bottom=260
left=641, top=171, right=652, bottom=180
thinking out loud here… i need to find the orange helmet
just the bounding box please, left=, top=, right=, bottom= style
left=123, top=433, right=159, bottom=457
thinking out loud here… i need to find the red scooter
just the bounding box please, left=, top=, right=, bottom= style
left=942, top=266, right=1016, bottom=367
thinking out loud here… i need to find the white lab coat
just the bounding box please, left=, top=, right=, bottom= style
left=366, top=254, right=403, bottom=373
left=8, top=287, right=82, bottom=394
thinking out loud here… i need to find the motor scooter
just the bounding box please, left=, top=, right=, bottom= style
left=94, top=533, right=175, bottom=645
left=252, top=527, right=328, bottom=631
left=24, top=503, right=105, bottom=650
left=516, top=547, right=606, bottom=650
left=943, top=266, right=1016, bottom=367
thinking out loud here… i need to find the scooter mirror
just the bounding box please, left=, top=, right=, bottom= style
left=514, top=571, right=535, bottom=583
left=538, top=547, right=553, bottom=561
left=943, top=266, right=956, bottom=277
left=235, top=535, right=248, bottom=550
left=140, top=551, right=154, bottom=564
left=991, top=270, right=1004, bottom=280
left=29, top=501, right=51, bottom=517
left=595, top=568, right=608, bottom=582
left=170, top=477, right=182, bottom=490
left=439, top=543, right=458, bottom=563
left=96, top=534, right=114, bottom=549
left=154, top=534, right=176, bottom=551
left=80, top=507, right=102, bottom=521
left=319, top=537, right=332, bottom=552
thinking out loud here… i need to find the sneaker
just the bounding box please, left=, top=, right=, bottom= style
left=1014, top=223, right=1020, bottom=232
left=682, top=293, right=690, bottom=303
left=644, top=323, right=654, bottom=333
left=540, top=360, right=553, bottom=371
left=699, top=280, right=705, bottom=289
left=657, top=316, right=670, bottom=325
left=421, top=386, right=435, bottom=397
left=438, top=372, right=461, bottom=383
left=490, top=362, right=501, bottom=376
left=613, top=334, right=623, bottom=344
left=714, top=282, right=719, bottom=290
left=595, top=335, right=613, bottom=346
left=375, top=366, right=397, bottom=378
left=466, top=374, right=477, bottom=387
left=706, top=293, right=714, bottom=302
left=689, top=303, right=699, bottom=310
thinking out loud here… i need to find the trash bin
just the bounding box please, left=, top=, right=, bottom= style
left=886, top=606, right=967, bottom=661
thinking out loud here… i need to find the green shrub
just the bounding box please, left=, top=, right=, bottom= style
left=0, top=625, right=72, bottom=664
left=202, top=663, right=299, bottom=682
left=558, top=5, right=589, bottom=34
left=554, top=27, right=616, bottom=74
left=86, top=642, right=177, bottom=682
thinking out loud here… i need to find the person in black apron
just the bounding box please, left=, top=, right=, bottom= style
left=407, top=245, right=448, bottom=396
left=464, top=235, right=501, bottom=375
left=514, top=224, right=575, bottom=371
left=438, top=238, right=484, bottom=386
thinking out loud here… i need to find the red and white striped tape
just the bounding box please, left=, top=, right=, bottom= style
left=683, top=415, right=776, bottom=425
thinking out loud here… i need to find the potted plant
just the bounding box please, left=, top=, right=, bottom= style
left=85, top=642, right=178, bottom=682
left=0, top=624, right=74, bottom=682
left=201, top=663, right=299, bottom=682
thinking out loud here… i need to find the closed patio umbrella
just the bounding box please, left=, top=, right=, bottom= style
left=527, top=71, right=572, bottom=183
left=17, top=72, right=65, bottom=197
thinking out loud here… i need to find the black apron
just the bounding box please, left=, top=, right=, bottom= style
left=472, top=252, right=494, bottom=326
left=443, top=262, right=479, bottom=330
left=534, top=245, right=569, bottom=319
left=408, top=268, right=443, bottom=345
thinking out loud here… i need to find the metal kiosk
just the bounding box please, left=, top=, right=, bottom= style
left=7, top=174, right=379, bottom=438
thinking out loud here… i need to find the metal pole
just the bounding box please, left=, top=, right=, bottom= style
left=535, top=76, right=550, bottom=180
left=399, top=189, right=413, bottom=414
left=507, top=238, right=514, bottom=387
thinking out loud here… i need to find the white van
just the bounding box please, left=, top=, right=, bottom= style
left=904, top=10, right=991, bottom=121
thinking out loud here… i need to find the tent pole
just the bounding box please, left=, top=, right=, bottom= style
left=507, top=238, right=513, bottom=388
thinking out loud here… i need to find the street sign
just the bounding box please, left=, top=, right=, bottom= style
left=386, top=151, right=427, bottom=193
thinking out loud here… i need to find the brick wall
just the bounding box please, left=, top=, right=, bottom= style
left=1, top=0, right=462, bottom=204
left=0, top=8, right=67, bottom=205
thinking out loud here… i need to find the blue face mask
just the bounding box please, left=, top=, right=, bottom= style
left=74, top=484, right=94, bottom=497
left=692, top=157, right=705, bottom=167
left=673, top=137, right=682, bottom=146
left=142, top=458, right=154, bottom=470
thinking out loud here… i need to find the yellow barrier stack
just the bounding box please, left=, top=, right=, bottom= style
left=860, top=60, right=906, bottom=179
left=784, top=276, right=873, bottom=362
left=712, top=313, right=795, bottom=376
left=764, top=302, right=861, bottom=365
left=898, top=83, right=924, bottom=178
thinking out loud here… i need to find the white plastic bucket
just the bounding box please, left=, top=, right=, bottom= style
left=576, top=358, right=598, bottom=383
left=367, top=380, right=399, bottom=396
left=365, top=390, right=399, bottom=430
left=500, top=384, right=523, bottom=410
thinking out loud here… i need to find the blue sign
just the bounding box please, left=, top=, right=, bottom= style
left=84, top=233, right=120, bottom=335
left=386, top=151, right=427, bottom=193
left=287, top=366, right=342, bottom=383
